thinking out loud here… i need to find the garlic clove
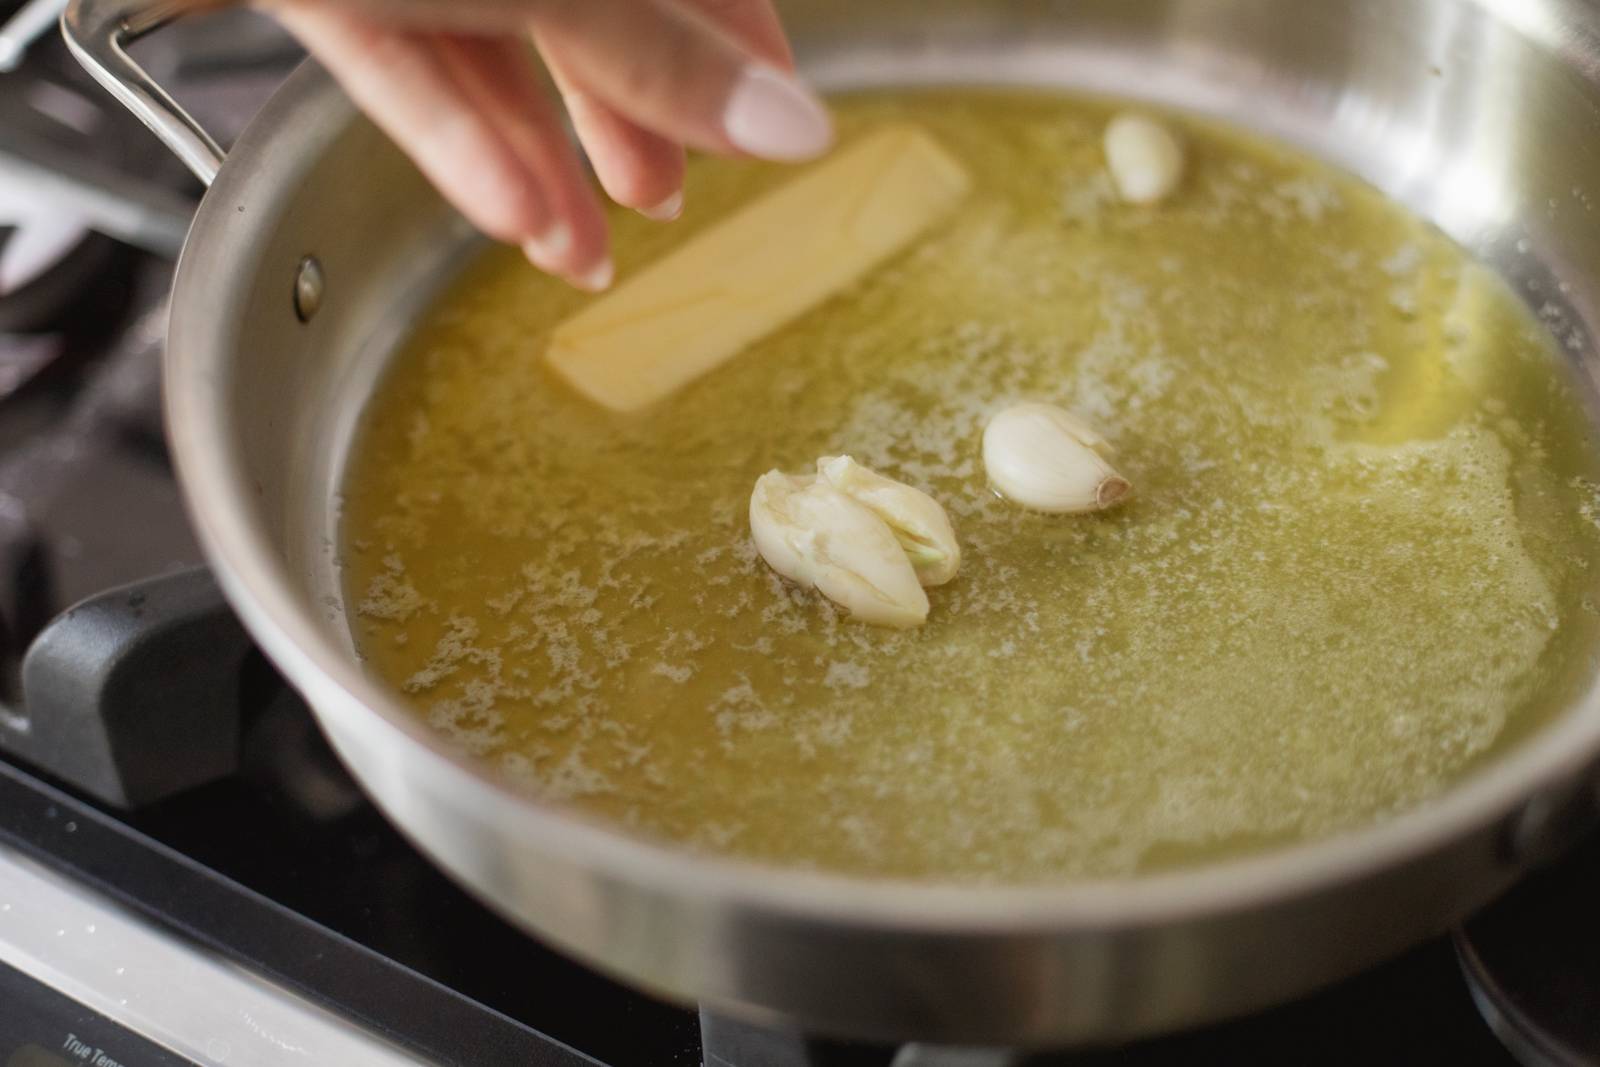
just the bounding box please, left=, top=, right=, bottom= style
left=815, top=455, right=961, bottom=586
left=1104, top=112, right=1185, bottom=205
left=982, top=403, right=1133, bottom=513
left=1036, top=407, right=1112, bottom=453
left=750, top=471, right=930, bottom=628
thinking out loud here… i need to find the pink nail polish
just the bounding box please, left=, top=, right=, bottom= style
left=522, top=221, right=573, bottom=270
left=723, top=64, right=834, bottom=162
left=641, top=190, right=684, bottom=222
left=573, top=259, right=614, bottom=293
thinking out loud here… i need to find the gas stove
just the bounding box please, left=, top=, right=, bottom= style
left=0, top=6, right=1595, bottom=1065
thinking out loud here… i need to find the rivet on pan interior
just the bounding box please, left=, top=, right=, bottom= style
left=293, top=256, right=324, bottom=323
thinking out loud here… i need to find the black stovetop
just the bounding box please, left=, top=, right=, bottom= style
left=0, top=10, right=1594, bottom=1064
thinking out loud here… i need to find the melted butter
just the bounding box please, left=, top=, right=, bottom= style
left=340, top=91, right=1600, bottom=883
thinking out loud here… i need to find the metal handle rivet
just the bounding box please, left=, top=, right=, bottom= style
left=293, top=256, right=324, bottom=323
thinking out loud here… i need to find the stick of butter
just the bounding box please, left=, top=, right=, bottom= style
left=545, top=125, right=972, bottom=413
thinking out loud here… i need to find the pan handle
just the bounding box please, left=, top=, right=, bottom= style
left=60, top=0, right=226, bottom=186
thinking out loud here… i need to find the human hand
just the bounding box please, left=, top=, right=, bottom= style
left=268, top=0, right=834, bottom=290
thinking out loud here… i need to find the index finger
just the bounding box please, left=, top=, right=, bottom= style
left=675, top=0, right=794, bottom=70
left=531, top=0, right=832, bottom=161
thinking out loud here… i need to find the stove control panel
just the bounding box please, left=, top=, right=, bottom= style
left=0, top=840, right=429, bottom=1067
left=0, top=962, right=195, bottom=1067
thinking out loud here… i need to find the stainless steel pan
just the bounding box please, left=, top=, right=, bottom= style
left=63, top=0, right=1600, bottom=1046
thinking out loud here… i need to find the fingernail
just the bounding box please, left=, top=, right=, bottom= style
left=723, top=64, right=834, bottom=161
left=572, top=258, right=614, bottom=293
left=522, top=220, right=573, bottom=270
left=641, top=190, right=684, bottom=222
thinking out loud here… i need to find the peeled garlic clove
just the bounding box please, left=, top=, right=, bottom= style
left=815, top=455, right=960, bottom=586
left=750, top=471, right=930, bottom=628
left=1104, top=112, right=1184, bottom=205
left=982, top=403, right=1133, bottom=513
